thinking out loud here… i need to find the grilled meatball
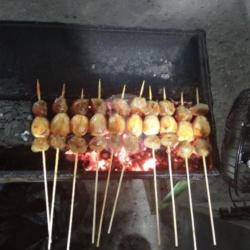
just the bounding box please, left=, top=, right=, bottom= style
left=194, top=138, right=211, bottom=157
left=32, top=100, right=48, bottom=117
left=89, top=136, right=107, bottom=152
left=123, top=134, right=139, bottom=154
left=160, top=115, right=178, bottom=134
left=130, top=97, right=147, bottom=115
left=50, top=134, right=66, bottom=150
left=176, top=141, right=194, bottom=159
left=71, top=114, right=89, bottom=137
left=177, top=121, right=194, bottom=142
left=51, top=113, right=70, bottom=137
left=68, top=136, right=87, bottom=154
left=161, top=133, right=178, bottom=148
left=31, top=117, right=50, bottom=138
left=146, top=101, right=160, bottom=116
left=31, top=138, right=49, bottom=152
left=193, top=115, right=211, bottom=137
left=190, top=103, right=209, bottom=116
left=159, top=100, right=176, bottom=116
left=175, top=105, right=192, bottom=122
left=127, top=114, right=143, bottom=137
left=144, top=135, right=161, bottom=150
left=143, top=115, right=160, bottom=136
left=89, top=113, right=107, bottom=136
left=52, top=96, right=68, bottom=113
left=112, top=99, right=130, bottom=117
left=108, top=134, right=122, bottom=152
left=91, top=98, right=107, bottom=114
left=71, top=98, right=89, bottom=115
left=108, top=113, right=126, bottom=135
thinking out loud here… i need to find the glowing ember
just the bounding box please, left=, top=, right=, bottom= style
left=142, top=158, right=155, bottom=171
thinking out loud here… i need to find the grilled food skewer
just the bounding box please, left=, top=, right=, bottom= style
left=177, top=141, right=197, bottom=250
left=48, top=84, right=70, bottom=250
left=31, top=80, right=50, bottom=238
left=161, top=133, right=179, bottom=247
left=144, top=135, right=161, bottom=245
left=96, top=151, right=114, bottom=247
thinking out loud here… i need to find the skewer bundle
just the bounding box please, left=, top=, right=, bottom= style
left=30, top=80, right=216, bottom=249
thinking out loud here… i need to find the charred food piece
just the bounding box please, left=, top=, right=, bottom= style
left=177, top=121, right=194, bottom=142
left=89, top=136, right=107, bottom=152
left=31, top=138, right=50, bottom=152
left=108, top=113, right=126, bottom=135
left=176, top=141, right=194, bottom=159
left=193, top=116, right=211, bottom=138
left=31, top=117, right=50, bottom=138
left=68, top=136, right=87, bottom=154
left=89, top=113, right=107, bottom=136
left=144, top=135, right=161, bottom=150
left=50, top=134, right=66, bottom=150
left=32, top=100, right=48, bottom=117
left=51, top=113, right=70, bottom=137
left=71, top=114, right=89, bottom=137
left=143, top=115, right=160, bottom=136
left=127, top=114, right=143, bottom=137
left=160, top=115, right=178, bottom=134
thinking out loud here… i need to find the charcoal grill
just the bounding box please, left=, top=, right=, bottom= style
left=0, top=21, right=219, bottom=182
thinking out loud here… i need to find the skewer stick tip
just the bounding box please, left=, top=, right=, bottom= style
left=61, top=83, right=66, bottom=97
left=36, top=79, right=41, bottom=101
left=98, top=79, right=102, bottom=99
left=180, top=92, right=184, bottom=106
left=139, top=80, right=145, bottom=97
left=196, top=88, right=200, bottom=105
left=121, top=84, right=126, bottom=99
left=163, top=87, right=166, bottom=101
left=80, top=88, right=84, bottom=99
left=149, top=85, right=152, bottom=101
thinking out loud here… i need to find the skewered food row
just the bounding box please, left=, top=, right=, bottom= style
left=30, top=80, right=214, bottom=250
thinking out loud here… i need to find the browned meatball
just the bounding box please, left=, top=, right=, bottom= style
left=112, top=99, right=130, bottom=116
left=126, top=114, right=143, bottom=137
left=143, top=115, right=160, bottom=136
left=68, top=136, right=87, bottom=154
left=193, top=116, right=211, bottom=138
left=144, top=135, right=161, bottom=150
left=175, top=105, right=192, bottom=122
left=31, top=117, right=50, bottom=138
left=159, top=100, right=176, bottom=116
left=51, top=113, right=70, bottom=137
left=32, top=100, right=48, bottom=117
left=89, top=113, right=107, bottom=136
left=123, top=134, right=139, bottom=154
left=52, top=96, right=68, bottom=113
left=89, top=136, right=107, bottom=152
left=71, top=98, right=89, bottom=115
left=176, top=141, right=194, bottom=159
left=145, top=101, right=160, bottom=116
left=71, top=114, right=89, bottom=137
left=194, top=138, right=211, bottom=157
left=177, top=121, right=194, bottom=142
left=130, top=97, right=147, bottom=115
left=50, top=135, right=66, bottom=150
left=160, top=115, right=178, bottom=134
left=91, top=98, right=107, bottom=114
left=160, top=133, right=178, bottom=148
left=108, top=113, right=126, bottom=135
left=31, top=138, right=50, bottom=152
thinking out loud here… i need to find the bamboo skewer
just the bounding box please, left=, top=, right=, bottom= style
left=139, top=80, right=145, bottom=97
left=202, top=156, right=216, bottom=246
left=36, top=80, right=51, bottom=237
left=152, top=149, right=161, bottom=246
left=92, top=153, right=99, bottom=244
left=96, top=152, right=114, bottom=247
left=196, top=88, right=216, bottom=245
left=66, top=153, right=79, bottom=250
left=48, top=85, right=66, bottom=250
left=167, top=146, right=178, bottom=247
left=181, top=91, right=184, bottom=106
left=48, top=148, right=60, bottom=250
left=107, top=160, right=126, bottom=234
left=184, top=156, right=197, bottom=250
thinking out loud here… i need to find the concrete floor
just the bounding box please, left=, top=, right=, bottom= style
left=1, top=0, right=250, bottom=249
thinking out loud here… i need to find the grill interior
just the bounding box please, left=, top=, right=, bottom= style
left=0, top=21, right=219, bottom=180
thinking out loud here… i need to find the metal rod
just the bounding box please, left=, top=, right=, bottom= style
left=66, top=153, right=79, bottom=250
